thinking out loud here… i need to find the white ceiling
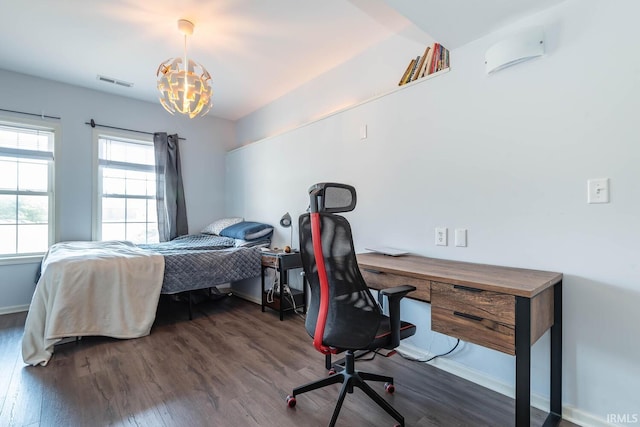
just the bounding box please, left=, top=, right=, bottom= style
left=0, top=0, right=564, bottom=121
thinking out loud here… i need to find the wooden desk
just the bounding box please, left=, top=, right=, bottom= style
left=357, top=252, right=563, bottom=427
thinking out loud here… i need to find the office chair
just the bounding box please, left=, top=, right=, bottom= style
left=286, top=183, right=416, bottom=427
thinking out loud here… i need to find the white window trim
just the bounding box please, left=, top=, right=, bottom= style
left=91, top=128, right=154, bottom=241
left=0, top=114, right=60, bottom=265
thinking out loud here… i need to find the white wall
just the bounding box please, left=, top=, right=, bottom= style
left=0, top=69, right=235, bottom=312
left=227, top=0, right=640, bottom=424
left=235, top=32, right=431, bottom=146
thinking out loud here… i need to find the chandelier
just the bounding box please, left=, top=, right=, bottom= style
left=157, top=19, right=213, bottom=119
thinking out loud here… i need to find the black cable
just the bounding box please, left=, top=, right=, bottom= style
left=423, top=339, right=460, bottom=362
left=348, top=348, right=397, bottom=363
left=357, top=350, right=380, bottom=362
left=397, top=339, right=461, bottom=363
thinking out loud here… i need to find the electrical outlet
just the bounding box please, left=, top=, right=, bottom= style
left=435, top=227, right=448, bottom=246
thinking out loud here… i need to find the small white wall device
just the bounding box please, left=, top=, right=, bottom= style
left=485, top=27, right=545, bottom=74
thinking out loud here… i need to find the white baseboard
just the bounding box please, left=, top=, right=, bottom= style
left=230, top=289, right=261, bottom=305
left=396, top=342, right=613, bottom=427
left=0, top=304, right=29, bottom=315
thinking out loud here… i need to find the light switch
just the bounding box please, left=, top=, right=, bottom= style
left=455, top=229, right=467, bottom=247
left=360, top=124, right=367, bottom=140
left=587, top=178, right=609, bottom=204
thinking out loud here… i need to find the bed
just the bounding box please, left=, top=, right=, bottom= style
left=138, top=233, right=265, bottom=295
left=22, top=219, right=272, bottom=366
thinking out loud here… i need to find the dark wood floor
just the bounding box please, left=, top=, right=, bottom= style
left=0, top=296, right=578, bottom=427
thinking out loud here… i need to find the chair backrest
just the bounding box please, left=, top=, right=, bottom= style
left=299, top=183, right=380, bottom=353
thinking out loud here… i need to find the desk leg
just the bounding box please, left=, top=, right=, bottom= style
left=279, top=268, right=286, bottom=321
left=544, top=281, right=563, bottom=426
left=515, top=296, right=531, bottom=427
left=261, top=265, right=266, bottom=312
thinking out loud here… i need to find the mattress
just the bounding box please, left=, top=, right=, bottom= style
left=138, top=234, right=263, bottom=294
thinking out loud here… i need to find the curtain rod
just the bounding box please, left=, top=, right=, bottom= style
left=0, top=108, right=61, bottom=120
left=85, top=119, right=186, bottom=141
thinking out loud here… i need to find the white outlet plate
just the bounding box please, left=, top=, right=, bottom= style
left=435, top=227, right=448, bottom=246
left=588, top=178, right=609, bottom=203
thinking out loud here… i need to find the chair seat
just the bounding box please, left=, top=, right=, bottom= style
left=370, top=316, right=416, bottom=350
left=327, top=317, right=416, bottom=355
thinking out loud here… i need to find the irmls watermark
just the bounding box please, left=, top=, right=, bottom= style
left=607, top=413, right=639, bottom=424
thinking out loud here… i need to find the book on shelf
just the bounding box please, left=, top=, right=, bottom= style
left=422, top=45, right=435, bottom=77
left=397, top=42, right=450, bottom=85
left=405, top=55, right=420, bottom=83
left=413, top=46, right=430, bottom=81
left=398, top=58, right=415, bottom=86
left=431, top=43, right=451, bottom=74
left=429, top=43, right=441, bottom=75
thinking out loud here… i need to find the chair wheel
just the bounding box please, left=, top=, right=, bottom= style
left=286, top=395, right=296, bottom=408
left=384, top=382, right=395, bottom=394
left=328, top=369, right=336, bottom=375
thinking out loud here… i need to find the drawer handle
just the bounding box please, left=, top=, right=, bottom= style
left=453, top=311, right=483, bottom=322
left=453, top=285, right=483, bottom=293
left=362, top=268, right=384, bottom=274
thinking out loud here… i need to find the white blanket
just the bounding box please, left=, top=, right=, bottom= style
left=22, top=241, right=165, bottom=366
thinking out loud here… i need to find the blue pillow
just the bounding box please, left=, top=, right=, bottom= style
left=220, top=221, right=273, bottom=241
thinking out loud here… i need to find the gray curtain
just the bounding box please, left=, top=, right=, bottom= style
left=153, top=132, right=188, bottom=241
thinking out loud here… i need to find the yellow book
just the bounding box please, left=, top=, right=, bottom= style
left=398, top=59, right=415, bottom=86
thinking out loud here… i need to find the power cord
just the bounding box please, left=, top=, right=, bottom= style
left=374, top=290, right=460, bottom=364
left=397, top=339, right=461, bottom=363
left=266, top=270, right=278, bottom=304
left=423, top=339, right=460, bottom=362
left=266, top=269, right=305, bottom=318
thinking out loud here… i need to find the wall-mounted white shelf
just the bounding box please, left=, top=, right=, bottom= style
left=235, top=67, right=451, bottom=151
left=310, top=67, right=451, bottom=123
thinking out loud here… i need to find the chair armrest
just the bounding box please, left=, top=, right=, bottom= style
left=379, top=285, right=416, bottom=349
left=380, top=285, right=416, bottom=299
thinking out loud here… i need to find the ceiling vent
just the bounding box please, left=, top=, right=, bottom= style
left=97, top=75, right=134, bottom=88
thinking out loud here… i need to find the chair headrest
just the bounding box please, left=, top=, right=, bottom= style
left=308, top=183, right=357, bottom=214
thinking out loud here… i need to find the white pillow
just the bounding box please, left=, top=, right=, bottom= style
left=201, top=217, right=244, bottom=235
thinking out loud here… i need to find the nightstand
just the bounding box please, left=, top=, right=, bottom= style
left=261, top=251, right=306, bottom=320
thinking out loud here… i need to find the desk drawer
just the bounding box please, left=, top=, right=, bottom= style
left=360, top=269, right=430, bottom=302
left=432, top=306, right=515, bottom=355
left=431, top=282, right=515, bottom=325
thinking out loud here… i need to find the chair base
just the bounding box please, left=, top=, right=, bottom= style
left=291, top=350, right=404, bottom=427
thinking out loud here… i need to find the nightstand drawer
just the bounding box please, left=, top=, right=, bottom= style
left=431, top=282, right=515, bottom=325
left=360, top=268, right=430, bottom=302
left=261, top=255, right=279, bottom=268
left=262, top=252, right=302, bottom=269
left=431, top=306, right=515, bottom=355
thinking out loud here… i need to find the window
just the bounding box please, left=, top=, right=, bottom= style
left=94, top=133, right=159, bottom=244
left=0, top=120, right=56, bottom=259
